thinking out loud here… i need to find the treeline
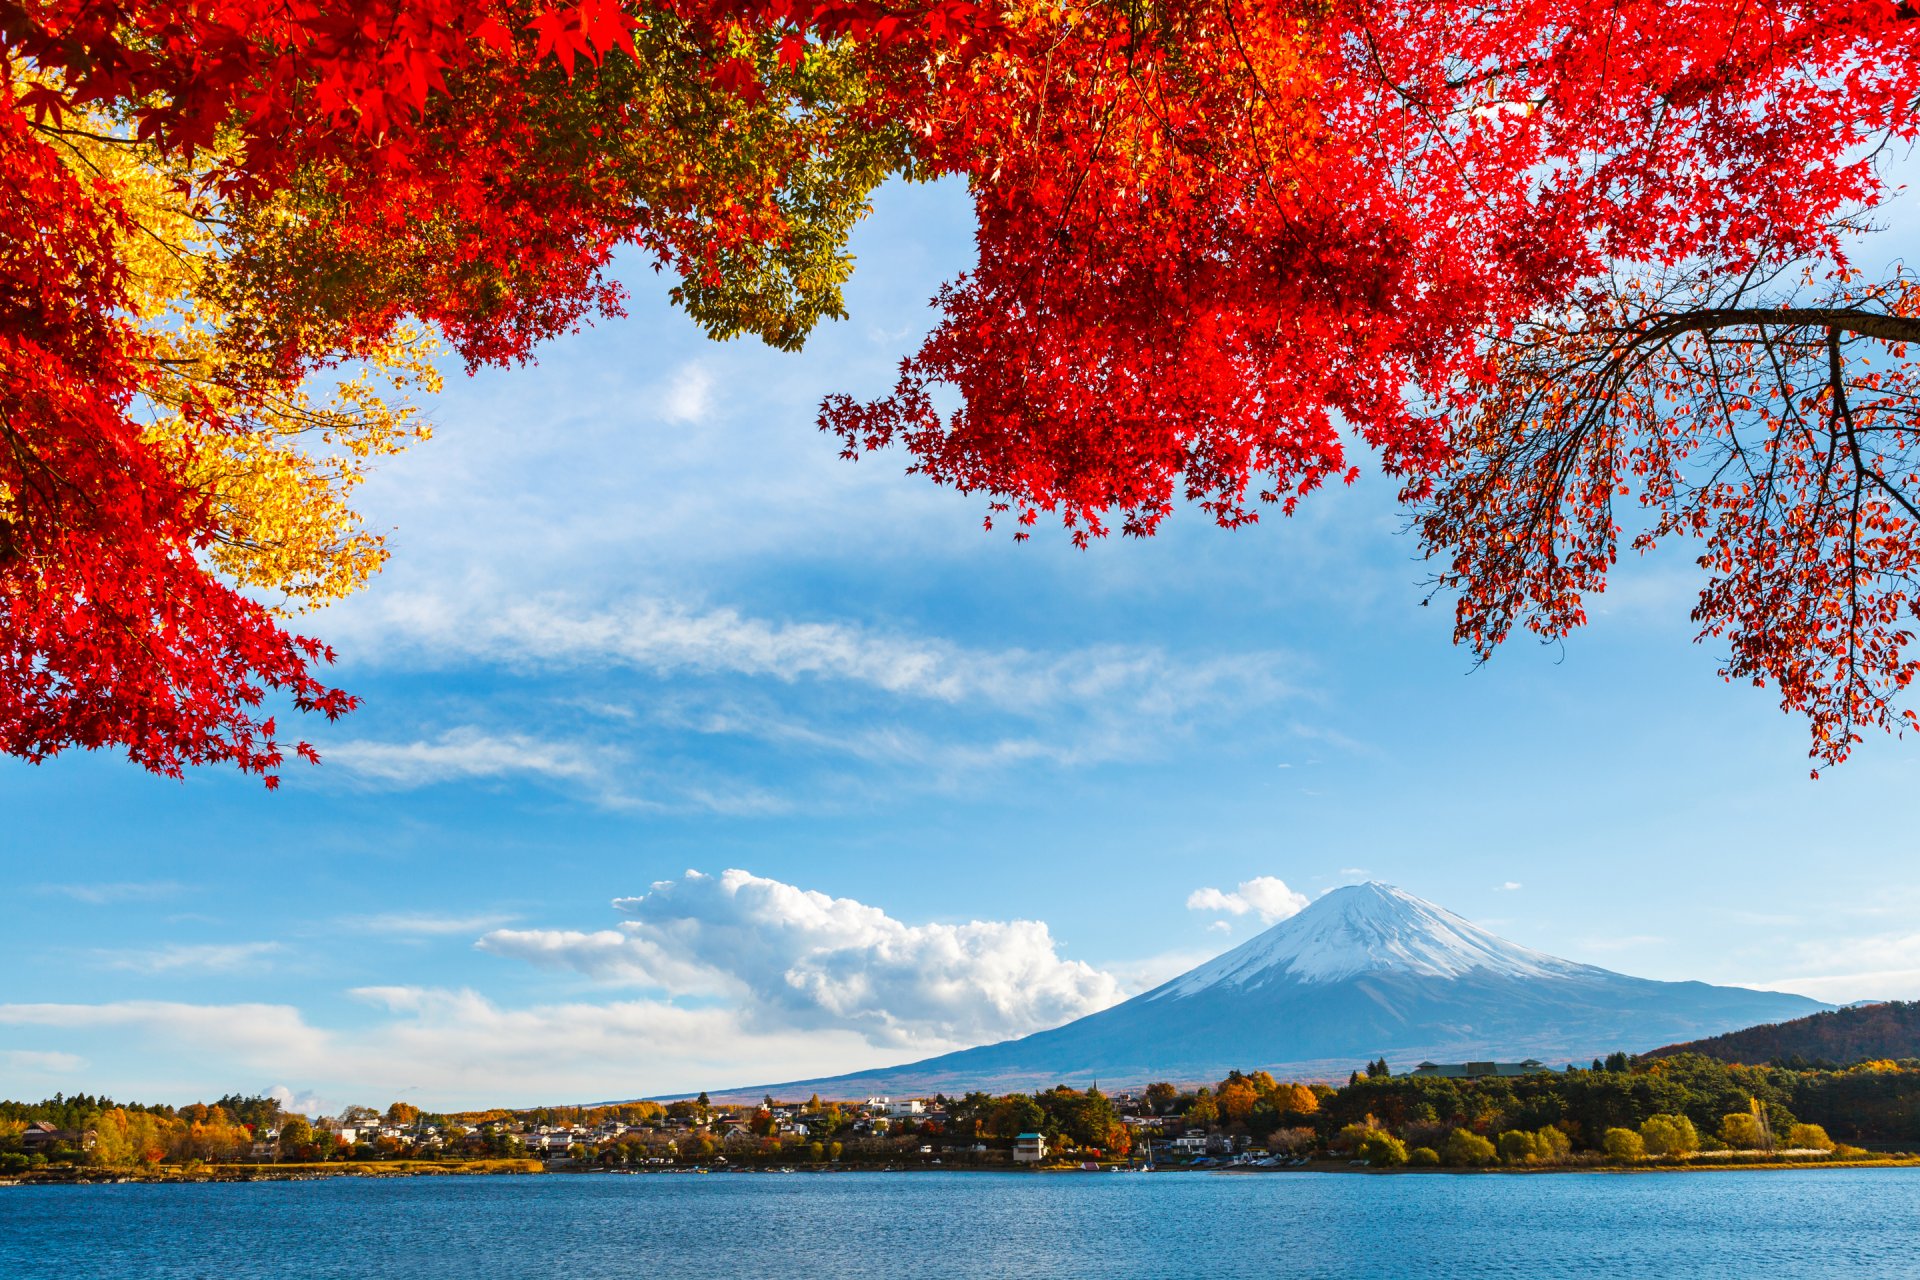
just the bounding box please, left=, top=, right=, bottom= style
left=1121, top=1053, right=1920, bottom=1165
left=1647, top=1001, right=1920, bottom=1069
left=447, top=1102, right=665, bottom=1128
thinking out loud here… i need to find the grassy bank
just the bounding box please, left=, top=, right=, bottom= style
left=7, top=1158, right=543, bottom=1184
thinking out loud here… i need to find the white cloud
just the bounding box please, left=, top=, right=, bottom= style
left=478, top=868, right=1126, bottom=1050
left=267, top=1085, right=336, bottom=1120
left=661, top=364, right=714, bottom=423
left=1096, top=947, right=1224, bottom=990
left=38, top=881, right=186, bottom=905
left=0, top=1001, right=329, bottom=1062
left=0, top=994, right=876, bottom=1109
left=90, top=943, right=284, bottom=975
left=1185, top=876, right=1310, bottom=924
left=323, top=728, right=603, bottom=788
left=0, top=1049, right=87, bottom=1074
left=343, top=911, right=519, bottom=937
left=1760, top=930, right=1920, bottom=1003
left=1496, top=881, right=1523, bottom=891
left=345, top=593, right=1294, bottom=719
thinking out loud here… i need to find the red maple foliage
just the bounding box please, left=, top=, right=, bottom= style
left=5, top=0, right=1920, bottom=778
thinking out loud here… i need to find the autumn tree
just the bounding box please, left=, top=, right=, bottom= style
left=1425, top=261, right=1920, bottom=769
left=1601, top=1127, right=1647, bottom=1162
left=1441, top=1128, right=1496, bottom=1167
left=1638, top=1113, right=1700, bottom=1157
left=8, top=0, right=1920, bottom=776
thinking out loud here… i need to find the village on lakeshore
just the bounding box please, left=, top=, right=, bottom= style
left=8, top=1025, right=1920, bottom=1183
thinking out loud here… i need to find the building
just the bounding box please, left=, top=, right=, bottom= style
left=1408, top=1059, right=1549, bottom=1079
left=20, top=1122, right=94, bottom=1153
left=1012, top=1133, right=1048, bottom=1164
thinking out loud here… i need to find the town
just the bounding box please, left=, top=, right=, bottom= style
left=8, top=1051, right=1920, bottom=1180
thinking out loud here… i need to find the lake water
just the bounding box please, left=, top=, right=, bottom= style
left=3, top=1167, right=1916, bottom=1279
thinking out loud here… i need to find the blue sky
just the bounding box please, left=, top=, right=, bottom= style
left=4, top=177, right=1919, bottom=1113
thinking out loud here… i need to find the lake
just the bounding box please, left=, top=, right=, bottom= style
left=3, top=1167, right=1915, bottom=1278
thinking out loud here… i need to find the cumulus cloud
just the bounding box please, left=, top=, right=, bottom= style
left=1185, top=876, right=1310, bottom=924
left=1496, top=881, right=1523, bottom=892
left=478, top=868, right=1126, bottom=1050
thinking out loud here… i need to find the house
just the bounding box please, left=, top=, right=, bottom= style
left=1012, top=1133, right=1048, bottom=1164
left=1409, top=1059, right=1550, bottom=1080
left=883, top=1100, right=925, bottom=1119
left=21, top=1122, right=93, bottom=1152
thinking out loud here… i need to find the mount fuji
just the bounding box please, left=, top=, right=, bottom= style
left=724, top=882, right=1829, bottom=1098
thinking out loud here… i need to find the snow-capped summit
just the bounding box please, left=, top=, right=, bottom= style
left=1156, top=882, right=1598, bottom=995
left=728, top=881, right=1830, bottom=1099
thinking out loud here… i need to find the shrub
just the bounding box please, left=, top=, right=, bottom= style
left=1358, top=1132, right=1408, bottom=1168
left=1533, top=1126, right=1572, bottom=1163
left=1442, top=1129, right=1497, bottom=1167
left=1408, top=1146, right=1440, bottom=1167
left=1335, top=1121, right=1379, bottom=1154
left=1497, top=1130, right=1540, bottom=1164
left=1787, top=1124, right=1835, bottom=1153
left=1601, top=1128, right=1645, bottom=1162
left=0, top=1152, right=27, bottom=1175
left=1269, top=1127, right=1316, bottom=1157
left=1719, top=1113, right=1765, bottom=1150
left=1639, top=1114, right=1699, bottom=1157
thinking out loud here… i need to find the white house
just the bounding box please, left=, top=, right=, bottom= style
left=1012, top=1133, right=1048, bottom=1164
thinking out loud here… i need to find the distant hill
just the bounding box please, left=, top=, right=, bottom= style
left=693, top=883, right=1829, bottom=1101
left=1644, top=1000, right=1920, bottom=1066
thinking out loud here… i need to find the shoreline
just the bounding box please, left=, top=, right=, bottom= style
left=6, top=1155, right=1919, bottom=1186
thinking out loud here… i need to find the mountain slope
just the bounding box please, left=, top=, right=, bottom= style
left=713, top=882, right=1830, bottom=1099
left=1645, top=1000, right=1920, bottom=1066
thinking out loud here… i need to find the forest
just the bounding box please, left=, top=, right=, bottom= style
left=1647, top=1001, right=1920, bottom=1069
left=6, top=1052, right=1918, bottom=1175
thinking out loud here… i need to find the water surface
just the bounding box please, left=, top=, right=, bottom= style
left=3, top=1167, right=1913, bottom=1279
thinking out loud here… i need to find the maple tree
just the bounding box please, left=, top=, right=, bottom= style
left=4, top=0, right=1920, bottom=779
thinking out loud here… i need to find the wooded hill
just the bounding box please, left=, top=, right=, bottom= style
left=1645, top=1002, right=1920, bottom=1068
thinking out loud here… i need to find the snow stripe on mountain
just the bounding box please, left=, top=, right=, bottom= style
left=1154, top=881, right=1601, bottom=994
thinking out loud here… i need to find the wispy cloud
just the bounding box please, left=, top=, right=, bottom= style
left=0, top=1049, right=87, bottom=1074
left=39, top=881, right=186, bottom=906
left=88, top=942, right=284, bottom=975
left=661, top=364, right=714, bottom=424
left=312, top=595, right=1306, bottom=807
left=1760, top=930, right=1920, bottom=1003
left=0, top=994, right=888, bottom=1109
left=347, top=593, right=1297, bottom=717
left=342, top=912, right=519, bottom=938
left=1495, top=881, right=1523, bottom=892
left=323, top=728, right=605, bottom=788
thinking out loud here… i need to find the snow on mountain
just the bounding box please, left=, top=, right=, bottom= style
left=1155, top=881, right=1600, bottom=994
left=704, top=881, right=1833, bottom=1101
